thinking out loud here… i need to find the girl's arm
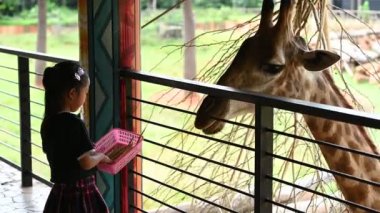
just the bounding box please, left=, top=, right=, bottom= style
left=78, top=150, right=112, bottom=170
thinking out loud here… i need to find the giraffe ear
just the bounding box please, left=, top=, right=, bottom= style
left=301, top=50, right=340, bottom=71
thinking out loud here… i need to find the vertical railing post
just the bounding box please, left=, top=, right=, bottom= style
left=18, top=56, right=32, bottom=187
left=254, top=105, right=273, bottom=212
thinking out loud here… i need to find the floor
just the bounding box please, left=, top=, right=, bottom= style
left=0, top=160, right=50, bottom=213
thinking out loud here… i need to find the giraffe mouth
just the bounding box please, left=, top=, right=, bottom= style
left=195, top=96, right=229, bottom=135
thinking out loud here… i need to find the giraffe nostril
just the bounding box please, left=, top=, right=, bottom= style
left=202, top=96, right=217, bottom=112
left=195, top=96, right=230, bottom=133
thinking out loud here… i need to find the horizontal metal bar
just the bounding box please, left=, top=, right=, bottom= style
left=30, top=100, right=44, bottom=106
left=0, top=76, right=18, bottom=85
left=0, top=140, right=19, bottom=152
left=121, top=70, right=380, bottom=129
left=0, top=156, right=20, bottom=173
left=132, top=116, right=255, bottom=152
left=127, top=96, right=196, bottom=114
left=0, top=45, right=76, bottom=63
left=31, top=142, right=42, bottom=149
left=31, top=155, right=48, bottom=166
left=266, top=199, right=304, bottom=213
left=143, top=138, right=255, bottom=176
left=129, top=205, right=149, bottom=213
left=0, top=140, right=45, bottom=163
left=269, top=176, right=380, bottom=213
left=29, top=71, right=43, bottom=77
left=270, top=152, right=380, bottom=187
left=128, top=96, right=256, bottom=130
left=30, top=114, right=43, bottom=120
left=0, top=129, right=20, bottom=139
left=0, top=89, right=18, bottom=99
left=0, top=141, right=47, bottom=167
left=30, top=85, right=44, bottom=92
left=137, top=154, right=255, bottom=199
left=0, top=115, right=20, bottom=126
left=0, top=109, right=42, bottom=123
left=0, top=65, right=18, bottom=72
left=31, top=128, right=40, bottom=134
left=31, top=172, right=52, bottom=187
left=0, top=103, right=19, bottom=112
left=0, top=156, right=52, bottom=187
left=131, top=170, right=238, bottom=213
left=129, top=187, right=186, bottom=213
left=268, top=128, right=380, bottom=161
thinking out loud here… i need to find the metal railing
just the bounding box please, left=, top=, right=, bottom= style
left=121, top=69, right=380, bottom=213
left=1, top=45, right=380, bottom=212
left=0, top=46, right=75, bottom=187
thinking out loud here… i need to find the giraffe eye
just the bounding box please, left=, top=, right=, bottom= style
left=262, top=63, right=285, bottom=75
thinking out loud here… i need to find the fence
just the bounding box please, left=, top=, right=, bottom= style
left=1, top=46, right=380, bottom=212
left=0, top=46, right=75, bottom=187
left=120, top=69, right=380, bottom=213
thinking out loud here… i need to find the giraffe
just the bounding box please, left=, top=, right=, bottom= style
left=194, top=0, right=380, bottom=212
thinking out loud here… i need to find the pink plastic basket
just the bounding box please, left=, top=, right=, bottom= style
left=95, top=128, right=143, bottom=174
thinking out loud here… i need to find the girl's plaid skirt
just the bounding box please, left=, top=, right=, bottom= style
left=43, top=175, right=109, bottom=213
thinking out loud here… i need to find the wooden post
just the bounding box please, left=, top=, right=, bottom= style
left=119, top=0, right=142, bottom=212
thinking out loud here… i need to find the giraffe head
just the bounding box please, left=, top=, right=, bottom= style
left=195, top=0, right=340, bottom=134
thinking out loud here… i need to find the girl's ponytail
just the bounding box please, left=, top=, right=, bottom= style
left=42, top=67, right=55, bottom=90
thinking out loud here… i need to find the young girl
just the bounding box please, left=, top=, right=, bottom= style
left=41, top=61, right=111, bottom=213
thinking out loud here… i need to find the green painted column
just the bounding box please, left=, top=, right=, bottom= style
left=79, top=0, right=121, bottom=212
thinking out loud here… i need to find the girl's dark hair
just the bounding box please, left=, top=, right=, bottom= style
left=42, top=61, right=89, bottom=118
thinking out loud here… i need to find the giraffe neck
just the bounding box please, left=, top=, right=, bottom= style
left=303, top=71, right=380, bottom=211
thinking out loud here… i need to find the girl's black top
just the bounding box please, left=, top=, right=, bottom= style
left=41, top=112, right=96, bottom=184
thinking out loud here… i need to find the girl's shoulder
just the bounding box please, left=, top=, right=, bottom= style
left=48, top=112, right=84, bottom=126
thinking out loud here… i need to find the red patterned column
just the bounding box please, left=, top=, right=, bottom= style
left=78, top=0, right=90, bottom=126
left=119, top=0, right=142, bottom=212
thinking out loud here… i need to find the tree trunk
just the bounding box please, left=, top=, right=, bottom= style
left=183, top=0, right=196, bottom=80
left=35, top=0, right=47, bottom=87
left=149, top=0, right=157, bottom=11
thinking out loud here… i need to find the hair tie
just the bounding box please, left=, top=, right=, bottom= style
left=74, top=67, right=85, bottom=81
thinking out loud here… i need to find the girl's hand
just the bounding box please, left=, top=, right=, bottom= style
left=101, top=154, right=113, bottom=164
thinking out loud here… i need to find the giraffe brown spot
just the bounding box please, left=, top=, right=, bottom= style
left=335, top=124, right=343, bottom=135
left=304, top=80, right=310, bottom=90
left=344, top=182, right=365, bottom=203
left=310, top=93, right=318, bottom=102
left=371, top=176, right=380, bottom=183
left=320, top=98, right=327, bottom=105
left=365, top=160, right=376, bottom=172
left=321, top=135, right=339, bottom=156
left=374, top=202, right=380, bottom=212
left=341, top=163, right=355, bottom=175
left=286, top=82, right=293, bottom=92
left=305, top=117, right=318, bottom=131
left=277, top=90, right=285, bottom=97
left=349, top=182, right=370, bottom=200
left=344, top=124, right=351, bottom=136
left=368, top=142, right=380, bottom=155
left=361, top=184, right=370, bottom=195
left=324, top=134, right=338, bottom=144
left=353, top=130, right=361, bottom=141
left=316, top=77, right=325, bottom=91
left=348, top=140, right=359, bottom=151
left=322, top=120, right=332, bottom=133
left=330, top=94, right=339, bottom=106
left=336, top=153, right=354, bottom=174
left=357, top=126, right=380, bottom=155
